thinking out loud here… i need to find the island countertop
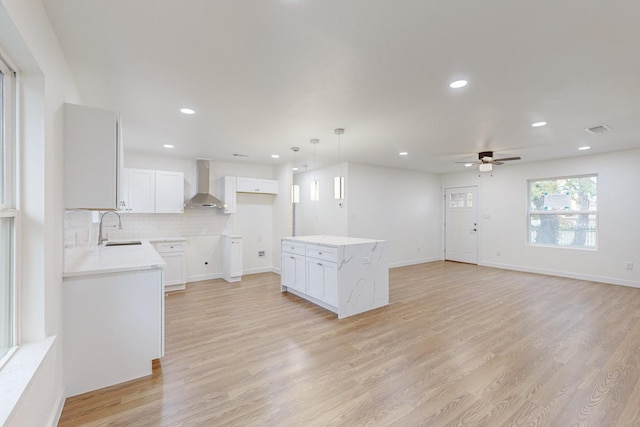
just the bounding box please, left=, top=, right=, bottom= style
left=282, top=235, right=385, bottom=247
left=63, top=240, right=165, bottom=277
left=281, top=235, right=389, bottom=319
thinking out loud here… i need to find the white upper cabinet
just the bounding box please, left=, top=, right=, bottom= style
left=155, top=170, right=185, bottom=213
left=216, top=176, right=237, bottom=214
left=122, top=168, right=155, bottom=213
left=121, top=168, right=184, bottom=213
left=64, top=103, right=122, bottom=210
left=236, top=177, right=279, bottom=194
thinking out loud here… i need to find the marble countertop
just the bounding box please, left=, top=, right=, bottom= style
left=63, top=240, right=166, bottom=278
left=282, top=235, right=385, bottom=247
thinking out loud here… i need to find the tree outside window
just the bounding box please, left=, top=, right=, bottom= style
left=528, top=175, right=597, bottom=248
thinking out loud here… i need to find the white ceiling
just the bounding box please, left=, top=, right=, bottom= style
left=42, top=0, right=640, bottom=174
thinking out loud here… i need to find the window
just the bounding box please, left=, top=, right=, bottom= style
left=449, top=191, right=473, bottom=208
left=528, top=175, right=597, bottom=248
left=0, top=53, right=17, bottom=364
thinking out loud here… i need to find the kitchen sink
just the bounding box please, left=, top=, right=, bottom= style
left=104, top=240, right=142, bottom=246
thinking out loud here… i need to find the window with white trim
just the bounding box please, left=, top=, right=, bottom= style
left=0, top=52, right=17, bottom=364
left=528, top=175, right=597, bottom=248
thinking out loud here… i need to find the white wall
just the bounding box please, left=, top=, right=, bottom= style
left=0, top=0, right=81, bottom=424
left=271, top=163, right=293, bottom=272
left=347, top=163, right=442, bottom=266
left=294, top=162, right=349, bottom=236
left=441, top=148, right=640, bottom=287
left=294, top=162, right=443, bottom=267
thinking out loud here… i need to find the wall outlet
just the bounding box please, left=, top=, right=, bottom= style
left=496, top=250, right=501, bottom=256
left=625, top=261, right=634, bottom=270
left=258, top=251, right=265, bottom=257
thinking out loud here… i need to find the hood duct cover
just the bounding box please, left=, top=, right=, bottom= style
left=184, top=160, right=225, bottom=209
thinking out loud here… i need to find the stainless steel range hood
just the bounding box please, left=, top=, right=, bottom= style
left=184, top=160, right=225, bottom=209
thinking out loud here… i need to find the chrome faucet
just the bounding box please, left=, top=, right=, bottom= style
left=98, top=211, right=122, bottom=244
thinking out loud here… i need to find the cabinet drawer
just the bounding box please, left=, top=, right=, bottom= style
left=282, top=241, right=306, bottom=256
left=306, top=245, right=337, bottom=262
left=154, top=241, right=186, bottom=253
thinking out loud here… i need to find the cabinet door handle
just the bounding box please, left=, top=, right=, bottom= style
left=319, top=252, right=323, bottom=255
left=317, top=262, right=323, bottom=266
left=290, top=256, right=295, bottom=260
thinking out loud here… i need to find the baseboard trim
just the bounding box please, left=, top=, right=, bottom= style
left=481, top=261, right=640, bottom=289
left=243, top=267, right=274, bottom=276
left=389, top=257, right=442, bottom=269
left=187, top=273, right=222, bottom=283
left=50, top=389, right=66, bottom=427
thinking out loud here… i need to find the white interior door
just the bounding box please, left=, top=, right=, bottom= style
left=445, top=186, right=478, bottom=264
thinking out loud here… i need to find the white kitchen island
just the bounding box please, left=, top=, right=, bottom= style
left=63, top=240, right=165, bottom=397
left=281, top=235, right=389, bottom=319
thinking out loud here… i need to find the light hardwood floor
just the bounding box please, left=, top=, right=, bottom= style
left=59, top=261, right=640, bottom=426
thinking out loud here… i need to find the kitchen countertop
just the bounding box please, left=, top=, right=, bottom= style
left=148, top=237, right=187, bottom=243
left=63, top=240, right=166, bottom=277
left=282, top=235, right=385, bottom=247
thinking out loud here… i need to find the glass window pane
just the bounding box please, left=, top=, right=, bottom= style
left=529, top=213, right=596, bottom=248
left=0, top=68, right=4, bottom=206
left=530, top=176, right=597, bottom=212
left=0, top=217, right=13, bottom=361
left=528, top=175, right=597, bottom=249
left=450, top=192, right=472, bottom=208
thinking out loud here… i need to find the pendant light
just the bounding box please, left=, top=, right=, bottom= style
left=310, top=139, right=320, bottom=201
left=290, top=147, right=300, bottom=203
left=334, top=128, right=345, bottom=199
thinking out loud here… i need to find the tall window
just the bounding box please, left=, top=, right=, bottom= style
left=0, top=53, right=17, bottom=364
left=528, top=175, right=597, bottom=248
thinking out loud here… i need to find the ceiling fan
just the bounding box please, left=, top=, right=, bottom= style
left=456, top=151, right=521, bottom=171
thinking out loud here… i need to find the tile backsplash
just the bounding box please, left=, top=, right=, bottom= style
left=64, top=209, right=231, bottom=248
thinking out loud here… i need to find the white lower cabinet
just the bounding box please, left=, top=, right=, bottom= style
left=63, top=267, right=164, bottom=397
left=223, top=235, right=243, bottom=282
left=281, top=236, right=389, bottom=319
left=152, top=240, right=187, bottom=291
left=282, top=252, right=306, bottom=292
left=306, top=258, right=337, bottom=305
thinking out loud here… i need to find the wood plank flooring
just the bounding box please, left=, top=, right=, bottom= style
left=58, top=261, right=640, bottom=426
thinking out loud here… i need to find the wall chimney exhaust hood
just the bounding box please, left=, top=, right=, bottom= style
left=184, top=159, right=225, bottom=209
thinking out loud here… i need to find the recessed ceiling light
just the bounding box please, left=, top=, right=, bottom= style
left=292, top=167, right=299, bottom=171
left=578, top=146, right=591, bottom=151
left=163, top=144, right=174, bottom=149
left=464, top=163, right=473, bottom=167
left=449, top=80, right=468, bottom=89
left=179, top=108, right=195, bottom=115
left=531, top=121, right=547, bottom=127
left=399, top=151, right=408, bottom=156
left=271, top=154, right=280, bottom=159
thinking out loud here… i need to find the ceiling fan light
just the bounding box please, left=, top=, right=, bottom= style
left=479, top=163, right=493, bottom=172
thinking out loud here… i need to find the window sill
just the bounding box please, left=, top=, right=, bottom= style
left=0, top=336, right=56, bottom=425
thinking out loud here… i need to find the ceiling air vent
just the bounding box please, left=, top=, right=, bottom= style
left=585, top=124, right=610, bottom=134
